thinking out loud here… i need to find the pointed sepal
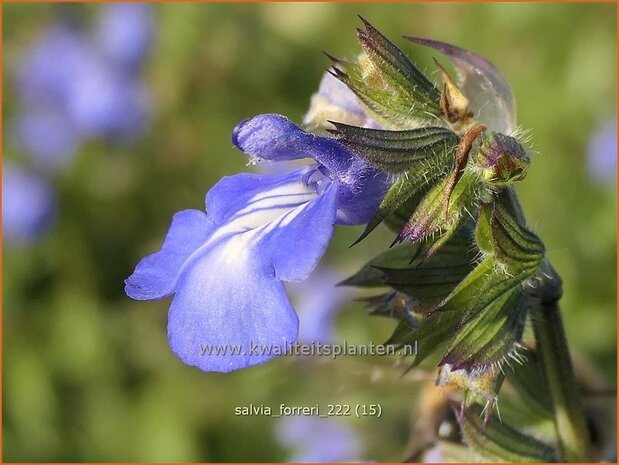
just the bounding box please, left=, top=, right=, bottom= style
left=340, top=242, right=421, bottom=287
left=329, top=19, right=442, bottom=129
left=440, top=286, right=528, bottom=371
left=374, top=230, right=478, bottom=366
left=350, top=149, right=455, bottom=244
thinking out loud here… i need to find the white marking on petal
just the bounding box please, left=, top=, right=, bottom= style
left=226, top=181, right=317, bottom=230
left=184, top=188, right=320, bottom=274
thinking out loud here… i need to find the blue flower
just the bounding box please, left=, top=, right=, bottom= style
left=125, top=114, right=389, bottom=372
left=2, top=162, right=56, bottom=245
left=13, top=12, right=152, bottom=166
left=12, top=108, right=78, bottom=170
left=96, top=3, right=154, bottom=69
left=587, top=118, right=617, bottom=183
left=276, top=416, right=361, bottom=463
left=422, top=445, right=445, bottom=463
left=66, top=60, right=150, bottom=141
left=17, top=26, right=92, bottom=107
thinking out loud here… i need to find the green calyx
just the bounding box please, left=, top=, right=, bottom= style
left=328, top=21, right=532, bottom=258
left=336, top=20, right=588, bottom=461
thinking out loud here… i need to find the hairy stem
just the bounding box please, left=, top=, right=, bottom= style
left=531, top=270, right=591, bottom=462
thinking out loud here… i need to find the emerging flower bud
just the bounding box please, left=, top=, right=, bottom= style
left=472, top=132, right=530, bottom=187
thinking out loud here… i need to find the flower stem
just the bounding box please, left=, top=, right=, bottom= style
left=531, top=276, right=591, bottom=462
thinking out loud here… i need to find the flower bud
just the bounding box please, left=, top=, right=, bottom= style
left=472, top=132, right=530, bottom=187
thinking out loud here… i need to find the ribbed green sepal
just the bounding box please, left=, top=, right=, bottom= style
left=460, top=404, right=558, bottom=462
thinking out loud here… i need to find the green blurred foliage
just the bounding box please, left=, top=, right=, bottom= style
left=3, top=2, right=616, bottom=462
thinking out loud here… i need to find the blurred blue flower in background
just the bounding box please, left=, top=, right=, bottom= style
left=422, top=445, right=445, bottom=463
left=12, top=109, right=78, bottom=170
left=11, top=3, right=153, bottom=172
left=288, top=267, right=351, bottom=344
left=17, top=26, right=92, bottom=107
left=5, top=3, right=154, bottom=248
left=277, top=416, right=361, bottom=462
left=125, top=114, right=389, bottom=373
left=66, top=59, right=150, bottom=141
left=587, top=118, right=617, bottom=183
left=13, top=25, right=87, bottom=168
left=2, top=162, right=56, bottom=245
left=96, top=2, right=154, bottom=69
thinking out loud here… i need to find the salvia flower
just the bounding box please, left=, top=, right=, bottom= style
left=233, top=114, right=389, bottom=225
left=2, top=162, right=56, bottom=245
left=17, top=26, right=91, bottom=107
left=13, top=26, right=88, bottom=169
left=125, top=113, right=389, bottom=372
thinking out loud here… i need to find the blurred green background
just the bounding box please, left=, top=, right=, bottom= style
left=3, top=2, right=616, bottom=462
